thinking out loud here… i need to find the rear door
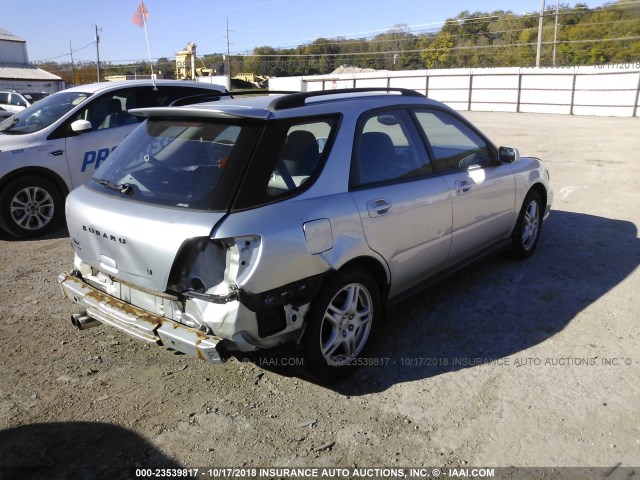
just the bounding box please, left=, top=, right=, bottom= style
left=349, top=109, right=452, bottom=297
left=412, top=109, right=516, bottom=261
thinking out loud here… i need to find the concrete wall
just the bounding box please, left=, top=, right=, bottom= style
left=269, top=65, right=640, bottom=117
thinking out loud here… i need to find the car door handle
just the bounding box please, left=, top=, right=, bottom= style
left=367, top=199, right=392, bottom=217
left=455, top=180, right=472, bottom=195
left=49, top=150, right=64, bottom=156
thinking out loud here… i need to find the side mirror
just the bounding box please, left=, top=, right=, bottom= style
left=70, top=119, right=92, bottom=134
left=499, top=146, right=520, bottom=164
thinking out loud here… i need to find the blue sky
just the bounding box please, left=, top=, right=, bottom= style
left=3, top=0, right=610, bottom=64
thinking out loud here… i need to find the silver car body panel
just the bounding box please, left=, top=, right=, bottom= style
left=66, top=186, right=224, bottom=293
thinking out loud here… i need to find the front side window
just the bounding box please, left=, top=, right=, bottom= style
left=73, top=89, right=140, bottom=131
left=91, top=118, right=259, bottom=211
left=413, top=110, right=492, bottom=172
left=352, top=110, right=431, bottom=187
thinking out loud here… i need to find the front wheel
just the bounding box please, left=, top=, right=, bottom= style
left=304, top=269, right=381, bottom=382
left=0, top=176, right=64, bottom=238
left=511, top=190, right=543, bottom=259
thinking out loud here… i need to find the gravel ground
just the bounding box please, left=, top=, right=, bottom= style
left=0, top=111, right=639, bottom=479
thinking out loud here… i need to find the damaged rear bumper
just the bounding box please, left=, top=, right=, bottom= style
left=58, top=274, right=225, bottom=363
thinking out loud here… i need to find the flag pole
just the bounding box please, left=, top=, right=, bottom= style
left=140, top=1, right=157, bottom=90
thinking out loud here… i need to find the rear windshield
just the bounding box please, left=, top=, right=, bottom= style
left=90, top=118, right=260, bottom=211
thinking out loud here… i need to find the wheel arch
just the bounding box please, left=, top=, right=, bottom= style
left=0, top=166, right=70, bottom=198
left=329, top=255, right=390, bottom=302
left=529, top=182, right=547, bottom=211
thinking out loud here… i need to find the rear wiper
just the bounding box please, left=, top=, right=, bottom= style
left=94, top=178, right=133, bottom=194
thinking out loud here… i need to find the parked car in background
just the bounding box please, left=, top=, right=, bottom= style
left=0, top=80, right=225, bottom=238
left=0, top=90, right=50, bottom=113
left=58, top=88, right=553, bottom=381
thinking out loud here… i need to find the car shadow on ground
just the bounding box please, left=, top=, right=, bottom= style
left=334, top=209, right=640, bottom=394
left=262, top=210, right=639, bottom=393
left=0, top=421, right=181, bottom=480
left=0, top=225, right=68, bottom=242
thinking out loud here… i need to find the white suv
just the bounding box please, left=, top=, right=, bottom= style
left=0, top=80, right=224, bottom=238
left=59, top=88, right=553, bottom=381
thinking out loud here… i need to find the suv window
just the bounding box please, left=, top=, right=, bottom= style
left=140, top=86, right=222, bottom=107
left=0, top=93, right=9, bottom=103
left=352, top=109, right=431, bottom=186
left=235, top=117, right=337, bottom=209
left=67, top=86, right=223, bottom=133
left=73, top=88, right=140, bottom=131
left=413, top=109, right=491, bottom=171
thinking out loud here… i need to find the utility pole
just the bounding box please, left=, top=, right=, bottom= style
left=69, top=40, right=76, bottom=84
left=553, top=0, right=560, bottom=66
left=95, top=25, right=102, bottom=82
left=536, top=0, right=545, bottom=67
left=225, top=18, right=232, bottom=83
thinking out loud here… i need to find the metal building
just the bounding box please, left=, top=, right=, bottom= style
left=0, top=27, right=64, bottom=93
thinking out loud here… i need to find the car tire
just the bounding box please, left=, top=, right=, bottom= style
left=0, top=176, right=64, bottom=238
left=511, top=189, right=543, bottom=259
left=303, top=269, right=381, bottom=382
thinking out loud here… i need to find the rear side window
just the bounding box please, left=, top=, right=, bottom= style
left=413, top=110, right=491, bottom=171
left=140, top=86, right=223, bottom=107
left=234, top=116, right=338, bottom=209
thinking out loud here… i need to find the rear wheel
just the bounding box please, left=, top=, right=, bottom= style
left=304, top=269, right=380, bottom=382
left=0, top=176, right=64, bottom=238
left=511, top=190, right=543, bottom=259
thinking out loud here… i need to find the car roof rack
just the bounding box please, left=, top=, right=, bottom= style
left=170, top=90, right=299, bottom=107
left=267, top=87, right=424, bottom=111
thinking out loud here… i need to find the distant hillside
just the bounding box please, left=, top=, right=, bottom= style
left=37, top=1, right=640, bottom=83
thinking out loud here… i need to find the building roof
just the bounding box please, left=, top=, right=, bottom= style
left=0, top=28, right=25, bottom=43
left=0, top=63, right=62, bottom=81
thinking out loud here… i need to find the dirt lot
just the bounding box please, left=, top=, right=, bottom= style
left=0, top=112, right=639, bottom=478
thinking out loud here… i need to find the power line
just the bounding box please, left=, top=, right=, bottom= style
left=34, top=2, right=640, bottom=67
left=36, top=40, right=96, bottom=62
left=228, top=0, right=640, bottom=54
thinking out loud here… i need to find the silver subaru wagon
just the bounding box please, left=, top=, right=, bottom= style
left=59, top=89, right=553, bottom=381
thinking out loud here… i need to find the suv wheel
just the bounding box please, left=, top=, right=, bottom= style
left=0, top=176, right=63, bottom=238
left=304, top=269, right=380, bottom=382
